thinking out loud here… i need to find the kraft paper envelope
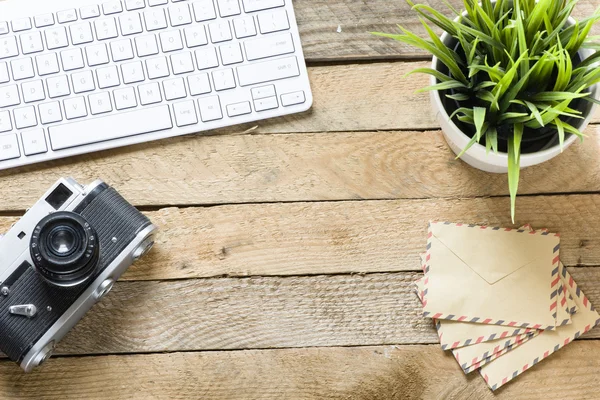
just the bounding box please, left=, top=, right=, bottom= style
left=414, top=278, right=539, bottom=370
left=414, top=277, right=536, bottom=349
left=422, top=222, right=561, bottom=329
left=480, top=265, right=600, bottom=391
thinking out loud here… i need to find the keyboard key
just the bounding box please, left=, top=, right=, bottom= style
left=114, top=87, right=137, bottom=110
left=45, top=27, right=69, bottom=50
left=0, top=134, right=20, bottom=161
left=187, top=73, right=211, bottom=95
left=36, top=53, right=60, bottom=75
left=257, top=9, right=289, bottom=34
left=110, top=39, right=135, bottom=61
left=171, top=52, right=194, bottom=74
left=146, top=56, right=170, bottom=79
left=80, top=5, right=101, bottom=19
left=39, top=101, right=63, bottom=123
left=281, top=91, right=305, bottom=106
left=72, top=70, right=96, bottom=93
left=217, top=0, right=241, bottom=17
left=97, top=65, right=121, bottom=88
left=163, top=77, right=187, bottom=100
left=48, top=105, right=173, bottom=150
left=0, top=85, right=20, bottom=107
left=60, top=48, right=85, bottom=71
left=70, top=22, right=94, bottom=45
left=208, top=21, right=232, bottom=43
left=85, top=43, right=110, bottom=66
left=11, top=57, right=35, bottom=80
left=193, top=0, right=217, bottom=21
left=12, top=18, right=32, bottom=32
left=219, top=43, right=243, bottom=65
left=168, top=4, right=193, bottom=26
left=0, top=62, right=8, bottom=83
left=47, top=75, right=71, bottom=98
left=251, top=84, right=275, bottom=99
left=184, top=25, right=208, bottom=48
left=20, top=31, right=44, bottom=54
left=0, top=22, right=9, bottom=35
left=148, top=0, right=168, bottom=5
left=89, top=92, right=113, bottom=114
left=95, top=18, right=119, bottom=40
left=0, top=111, right=12, bottom=132
left=242, top=0, right=284, bottom=12
left=197, top=96, right=222, bottom=121
left=14, top=105, right=37, bottom=128
left=144, top=9, right=168, bottom=31
left=138, top=82, right=162, bottom=105
left=64, top=97, right=88, bottom=119
left=237, top=56, right=299, bottom=86
left=173, top=100, right=197, bottom=126
left=121, top=60, right=145, bottom=83
left=0, top=36, right=19, bottom=59
left=22, top=80, right=46, bottom=103
left=125, top=0, right=146, bottom=11
left=227, top=101, right=251, bottom=117
left=212, top=68, right=236, bottom=91
left=34, top=14, right=55, bottom=28
left=120, top=13, right=144, bottom=36
left=253, top=95, right=277, bottom=112
left=103, top=1, right=124, bottom=15
left=21, top=129, right=47, bottom=155
left=194, top=47, right=218, bottom=70
left=57, top=10, right=78, bottom=24
left=233, top=17, right=256, bottom=38
left=160, top=30, right=184, bottom=52
left=135, top=34, right=159, bottom=56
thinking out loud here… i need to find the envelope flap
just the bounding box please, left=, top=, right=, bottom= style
left=431, top=223, right=559, bottom=284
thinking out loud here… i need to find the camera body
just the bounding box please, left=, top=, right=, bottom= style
left=0, top=178, right=157, bottom=372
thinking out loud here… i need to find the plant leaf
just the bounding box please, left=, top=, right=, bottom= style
left=508, top=123, right=523, bottom=223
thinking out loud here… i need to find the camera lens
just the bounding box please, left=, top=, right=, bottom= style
left=30, top=212, right=100, bottom=287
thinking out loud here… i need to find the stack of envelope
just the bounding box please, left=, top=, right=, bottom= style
left=415, top=222, right=600, bottom=391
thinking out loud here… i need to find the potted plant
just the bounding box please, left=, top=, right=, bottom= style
left=374, top=0, right=600, bottom=221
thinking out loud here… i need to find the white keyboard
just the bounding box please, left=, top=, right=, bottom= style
left=0, top=0, right=312, bottom=171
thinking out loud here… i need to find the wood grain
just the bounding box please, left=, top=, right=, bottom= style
left=2, top=342, right=600, bottom=400
left=295, top=0, right=600, bottom=61
left=4, top=125, right=600, bottom=211
left=0, top=268, right=588, bottom=357
left=5, top=195, right=600, bottom=280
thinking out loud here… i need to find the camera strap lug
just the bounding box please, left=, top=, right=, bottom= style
left=9, top=304, right=37, bottom=318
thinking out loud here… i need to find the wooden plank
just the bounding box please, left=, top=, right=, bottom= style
left=296, top=0, right=600, bottom=61
left=4, top=268, right=592, bottom=357
left=4, top=125, right=600, bottom=211
left=4, top=194, right=600, bottom=280
left=2, top=342, right=600, bottom=399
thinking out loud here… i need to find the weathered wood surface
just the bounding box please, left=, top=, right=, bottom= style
left=0, top=268, right=584, bottom=357
left=2, top=342, right=600, bottom=400
left=4, top=195, right=600, bottom=280
left=295, top=0, right=600, bottom=62
left=3, top=125, right=600, bottom=211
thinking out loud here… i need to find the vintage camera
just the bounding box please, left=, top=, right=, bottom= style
left=0, top=178, right=157, bottom=372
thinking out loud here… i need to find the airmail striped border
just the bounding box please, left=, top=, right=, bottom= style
left=461, top=332, right=537, bottom=374
left=456, top=332, right=534, bottom=373
left=414, top=281, right=538, bottom=350
left=422, top=222, right=561, bottom=331
left=482, top=268, right=600, bottom=391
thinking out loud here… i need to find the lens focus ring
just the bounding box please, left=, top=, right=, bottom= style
left=30, top=212, right=100, bottom=287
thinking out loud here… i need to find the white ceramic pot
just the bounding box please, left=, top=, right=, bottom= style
left=431, top=19, right=599, bottom=173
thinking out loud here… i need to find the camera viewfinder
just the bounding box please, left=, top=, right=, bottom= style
left=45, top=184, right=73, bottom=210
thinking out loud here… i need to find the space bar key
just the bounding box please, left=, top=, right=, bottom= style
left=48, top=106, right=173, bottom=151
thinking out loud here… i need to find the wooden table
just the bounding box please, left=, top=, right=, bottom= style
left=2, top=1, right=600, bottom=398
